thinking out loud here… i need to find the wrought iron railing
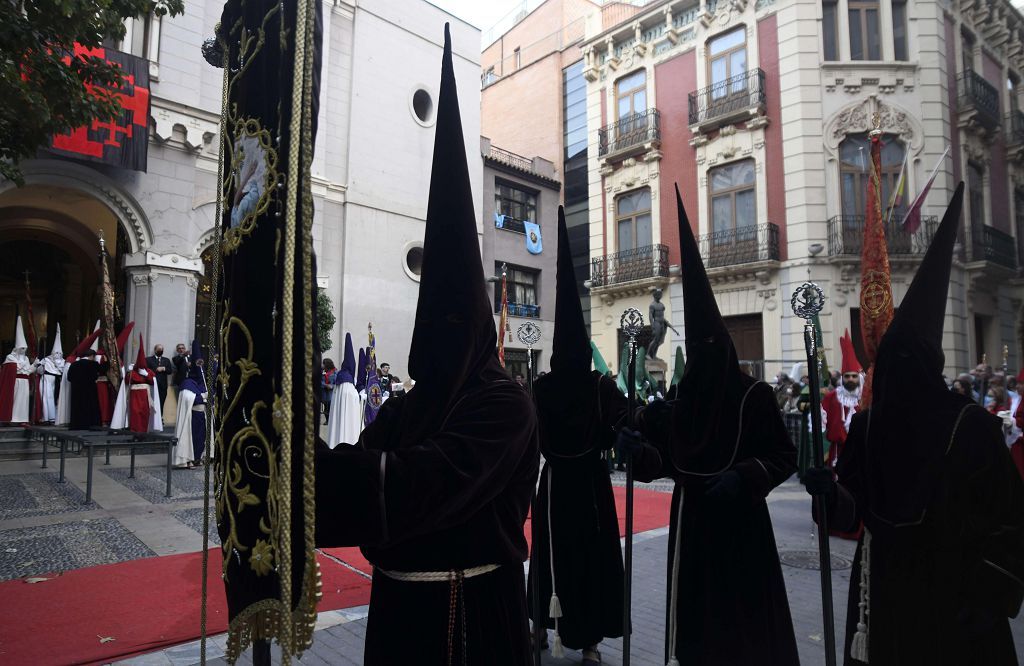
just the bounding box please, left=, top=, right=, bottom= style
left=688, top=68, right=766, bottom=126
left=826, top=213, right=939, bottom=256
left=590, top=243, right=670, bottom=287
left=598, top=108, right=661, bottom=157
left=959, top=70, right=1000, bottom=127
left=1009, top=110, right=1024, bottom=144
left=493, top=302, right=540, bottom=318
left=697, top=223, right=780, bottom=268
left=494, top=214, right=529, bottom=234
left=969, top=224, right=1018, bottom=269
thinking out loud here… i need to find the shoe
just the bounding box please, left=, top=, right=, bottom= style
left=582, top=649, right=601, bottom=665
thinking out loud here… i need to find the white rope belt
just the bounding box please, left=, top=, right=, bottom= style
left=130, top=384, right=150, bottom=391
left=377, top=563, right=500, bottom=582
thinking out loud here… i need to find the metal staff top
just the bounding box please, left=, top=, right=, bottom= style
left=516, top=322, right=542, bottom=348
left=620, top=308, right=645, bottom=340
left=790, top=282, right=825, bottom=321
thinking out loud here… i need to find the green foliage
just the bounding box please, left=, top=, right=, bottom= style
left=0, top=0, right=184, bottom=184
left=317, top=289, right=336, bottom=353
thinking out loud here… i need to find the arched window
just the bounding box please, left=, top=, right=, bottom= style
left=839, top=133, right=905, bottom=218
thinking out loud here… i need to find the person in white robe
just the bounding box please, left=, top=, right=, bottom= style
left=173, top=341, right=207, bottom=468
left=36, top=323, right=66, bottom=423
left=325, top=333, right=361, bottom=449
left=0, top=317, right=36, bottom=424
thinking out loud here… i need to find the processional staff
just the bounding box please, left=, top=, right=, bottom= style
left=517, top=321, right=544, bottom=666
left=619, top=306, right=645, bottom=666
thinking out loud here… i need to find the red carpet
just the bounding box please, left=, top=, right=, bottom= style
left=0, top=487, right=670, bottom=665
left=0, top=549, right=371, bottom=666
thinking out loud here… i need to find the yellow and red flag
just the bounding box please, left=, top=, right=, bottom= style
left=859, top=129, right=894, bottom=407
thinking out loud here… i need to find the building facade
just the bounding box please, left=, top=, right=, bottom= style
left=0, top=0, right=481, bottom=382
left=581, top=0, right=1024, bottom=382
left=481, top=138, right=561, bottom=377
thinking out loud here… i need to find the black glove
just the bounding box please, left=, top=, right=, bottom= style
left=803, top=467, right=836, bottom=499
left=616, top=427, right=646, bottom=457
left=704, top=470, right=743, bottom=505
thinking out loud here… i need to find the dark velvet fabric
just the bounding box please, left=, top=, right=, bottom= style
left=67, top=358, right=107, bottom=429
left=636, top=380, right=799, bottom=665
left=527, top=371, right=660, bottom=649
left=315, top=375, right=537, bottom=663
left=832, top=401, right=1024, bottom=666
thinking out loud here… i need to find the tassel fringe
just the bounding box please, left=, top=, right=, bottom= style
left=667, top=658, right=680, bottom=666
left=548, top=594, right=563, bottom=619
left=851, top=529, right=871, bottom=663
left=551, top=633, right=565, bottom=658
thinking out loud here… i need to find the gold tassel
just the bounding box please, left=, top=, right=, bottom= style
left=667, top=659, right=681, bottom=666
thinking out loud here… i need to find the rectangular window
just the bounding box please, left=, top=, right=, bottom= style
left=709, top=160, right=756, bottom=241
left=615, top=69, right=647, bottom=134
left=493, top=263, right=539, bottom=316
left=848, top=0, right=880, bottom=60
left=615, top=188, right=653, bottom=251
left=119, top=13, right=160, bottom=61
left=823, top=0, right=839, bottom=61
left=968, top=161, right=985, bottom=229
left=892, top=0, right=907, bottom=61
left=514, top=47, right=521, bottom=70
left=1010, top=74, right=1020, bottom=112
left=495, top=181, right=537, bottom=224
left=962, top=31, right=975, bottom=73
left=482, top=67, right=497, bottom=87
left=563, top=61, right=589, bottom=207
left=708, top=28, right=747, bottom=99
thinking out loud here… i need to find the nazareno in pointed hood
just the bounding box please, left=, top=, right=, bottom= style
left=187, top=339, right=206, bottom=383
left=402, top=24, right=504, bottom=444
left=670, top=184, right=750, bottom=475
left=338, top=333, right=355, bottom=385
left=134, top=334, right=149, bottom=376
left=550, top=206, right=591, bottom=373
left=356, top=347, right=367, bottom=392
left=872, top=182, right=964, bottom=405
left=51, top=323, right=63, bottom=357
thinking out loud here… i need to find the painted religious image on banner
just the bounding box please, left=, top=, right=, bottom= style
left=48, top=44, right=151, bottom=172
left=227, top=123, right=275, bottom=237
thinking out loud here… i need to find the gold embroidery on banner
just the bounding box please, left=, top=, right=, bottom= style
left=860, top=269, right=892, bottom=317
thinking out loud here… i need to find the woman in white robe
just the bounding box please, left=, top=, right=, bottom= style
left=325, top=333, right=361, bottom=449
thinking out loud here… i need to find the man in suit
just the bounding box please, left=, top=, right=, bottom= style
left=146, top=344, right=174, bottom=412
left=172, top=342, right=190, bottom=387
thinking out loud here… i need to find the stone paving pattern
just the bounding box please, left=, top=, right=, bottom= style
left=172, top=506, right=221, bottom=545
left=0, top=472, right=96, bottom=520
left=102, top=465, right=212, bottom=504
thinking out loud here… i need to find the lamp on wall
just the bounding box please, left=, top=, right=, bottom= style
left=808, top=242, right=824, bottom=257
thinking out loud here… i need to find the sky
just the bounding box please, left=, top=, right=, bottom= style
left=429, top=0, right=525, bottom=35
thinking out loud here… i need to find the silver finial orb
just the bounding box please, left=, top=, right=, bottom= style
left=516, top=322, right=542, bottom=347
left=790, top=282, right=826, bottom=320
left=620, top=308, right=645, bottom=337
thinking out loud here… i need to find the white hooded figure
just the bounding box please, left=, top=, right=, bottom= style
left=1, top=316, right=35, bottom=423
left=325, top=333, right=361, bottom=449
left=37, top=323, right=66, bottom=422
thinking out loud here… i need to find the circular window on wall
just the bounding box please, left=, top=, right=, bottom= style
left=411, top=88, right=435, bottom=126
left=403, top=243, right=424, bottom=281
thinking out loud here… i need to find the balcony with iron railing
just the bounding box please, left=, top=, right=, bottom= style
left=597, top=109, right=661, bottom=161
left=590, top=243, right=670, bottom=289
left=968, top=224, right=1018, bottom=270
left=826, top=212, right=939, bottom=257
left=689, top=68, right=767, bottom=133
left=495, top=302, right=541, bottom=318
left=697, top=223, right=780, bottom=269
left=959, top=70, right=1000, bottom=131
left=494, top=213, right=529, bottom=234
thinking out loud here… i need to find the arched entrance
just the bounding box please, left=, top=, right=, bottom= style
left=0, top=184, right=133, bottom=354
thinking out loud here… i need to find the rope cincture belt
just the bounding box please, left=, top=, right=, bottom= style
left=377, top=564, right=501, bottom=666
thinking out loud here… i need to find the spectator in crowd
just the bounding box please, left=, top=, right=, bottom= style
left=957, top=373, right=980, bottom=402
left=322, top=358, right=336, bottom=425
left=781, top=384, right=802, bottom=414
left=514, top=373, right=526, bottom=387
left=951, top=378, right=971, bottom=397
left=1009, top=376, right=1020, bottom=403
left=172, top=342, right=190, bottom=388
left=986, top=385, right=1010, bottom=415
left=146, top=344, right=174, bottom=413
left=377, top=362, right=400, bottom=394
left=774, top=373, right=793, bottom=409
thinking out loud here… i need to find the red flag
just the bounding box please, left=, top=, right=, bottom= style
left=859, top=130, right=894, bottom=407
left=901, top=147, right=949, bottom=233
left=497, top=267, right=509, bottom=368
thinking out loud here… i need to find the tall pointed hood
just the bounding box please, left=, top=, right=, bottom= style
left=872, top=182, right=965, bottom=403
left=670, top=184, right=747, bottom=475
left=356, top=348, right=367, bottom=392
left=840, top=329, right=861, bottom=375
left=135, top=335, right=149, bottom=377
left=51, top=323, right=63, bottom=357
left=670, top=346, right=685, bottom=387
left=338, top=333, right=355, bottom=385
left=406, top=24, right=499, bottom=410
left=12, top=316, right=27, bottom=352
left=190, top=339, right=204, bottom=363
left=591, top=341, right=611, bottom=377
left=69, top=326, right=103, bottom=363
left=550, top=206, right=591, bottom=373
left=116, top=322, right=136, bottom=360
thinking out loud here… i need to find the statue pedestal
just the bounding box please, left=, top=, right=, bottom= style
left=646, top=357, right=667, bottom=393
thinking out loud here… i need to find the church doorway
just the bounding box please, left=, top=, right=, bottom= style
left=0, top=184, right=130, bottom=356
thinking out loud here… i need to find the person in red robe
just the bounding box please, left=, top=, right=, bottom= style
left=823, top=331, right=862, bottom=469
left=127, top=337, right=155, bottom=433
